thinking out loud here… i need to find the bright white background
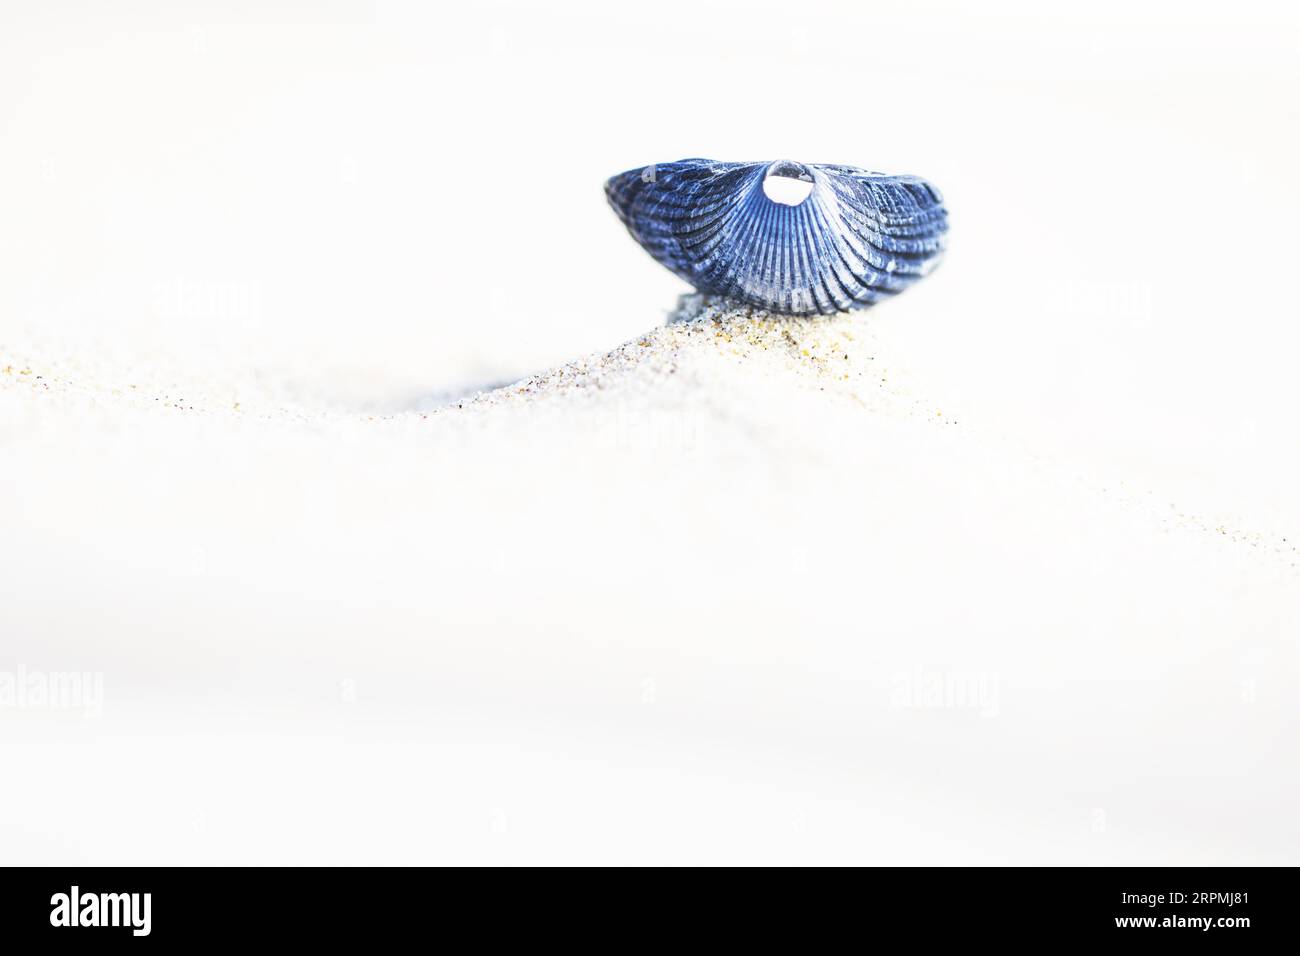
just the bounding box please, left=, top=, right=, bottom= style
left=3, top=0, right=1299, bottom=522
left=2, top=0, right=1299, bottom=864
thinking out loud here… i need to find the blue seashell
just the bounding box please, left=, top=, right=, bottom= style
left=605, top=159, right=948, bottom=316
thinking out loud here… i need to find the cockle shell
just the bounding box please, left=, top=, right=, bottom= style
left=605, top=159, right=948, bottom=315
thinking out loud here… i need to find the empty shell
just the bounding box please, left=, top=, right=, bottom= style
left=606, top=159, right=948, bottom=315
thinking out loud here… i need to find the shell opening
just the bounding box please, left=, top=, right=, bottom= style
left=762, top=162, right=814, bottom=206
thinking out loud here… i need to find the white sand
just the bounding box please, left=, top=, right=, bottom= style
left=3, top=295, right=1297, bottom=864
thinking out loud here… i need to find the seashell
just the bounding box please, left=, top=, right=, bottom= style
left=605, top=159, right=948, bottom=315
